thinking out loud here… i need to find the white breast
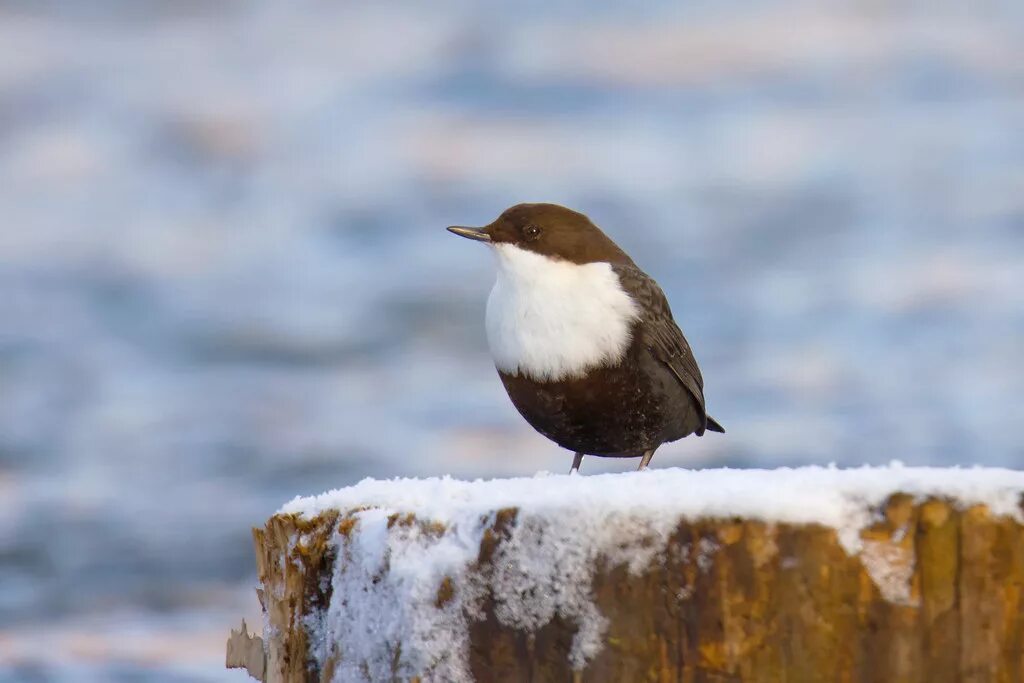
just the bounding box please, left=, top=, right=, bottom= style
left=485, top=244, right=641, bottom=382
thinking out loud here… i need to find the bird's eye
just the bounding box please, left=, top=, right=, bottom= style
left=524, top=225, right=542, bottom=241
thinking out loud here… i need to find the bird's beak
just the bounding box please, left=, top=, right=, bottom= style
left=446, top=226, right=492, bottom=243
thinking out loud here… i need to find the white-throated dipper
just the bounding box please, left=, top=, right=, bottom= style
left=448, top=203, right=724, bottom=473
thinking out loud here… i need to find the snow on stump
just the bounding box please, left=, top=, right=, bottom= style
left=236, top=465, right=1024, bottom=682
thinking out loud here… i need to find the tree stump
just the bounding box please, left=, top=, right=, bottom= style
left=229, top=466, right=1024, bottom=682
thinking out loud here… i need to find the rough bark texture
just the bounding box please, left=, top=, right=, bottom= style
left=245, top=496, right=1024, bottom=683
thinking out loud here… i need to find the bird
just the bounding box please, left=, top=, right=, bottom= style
left=447, top=203, right=724, bottom=473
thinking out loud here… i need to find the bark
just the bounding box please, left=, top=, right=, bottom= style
left=236, top=496, right=1024, bottom=682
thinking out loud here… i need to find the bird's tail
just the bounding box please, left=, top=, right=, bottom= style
left=705, top=415, right=725, bottom=433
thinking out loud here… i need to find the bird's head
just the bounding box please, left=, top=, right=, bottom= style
left=447, top=203, right=633, bottom=266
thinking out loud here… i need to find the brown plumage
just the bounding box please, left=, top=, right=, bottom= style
left=448, top=203, right=724, bottom=472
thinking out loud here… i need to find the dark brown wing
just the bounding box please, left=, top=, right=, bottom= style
left=613, top=264, right=711, bottom=435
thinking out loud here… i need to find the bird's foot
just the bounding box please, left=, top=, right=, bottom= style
left=570, top=452, right=583, bottom=475
left=636, top=449, right=656, bottom=471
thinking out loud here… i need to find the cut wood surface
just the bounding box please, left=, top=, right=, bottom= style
left=231, top=466, right=1024, bottom=682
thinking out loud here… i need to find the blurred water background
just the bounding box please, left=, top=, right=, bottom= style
left=0, top=1, right=1022, bottom=680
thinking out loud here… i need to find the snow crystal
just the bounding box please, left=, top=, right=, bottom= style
left=279, top=464, right=1024, bottom=681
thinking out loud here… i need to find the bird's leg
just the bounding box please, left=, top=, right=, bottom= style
left=570, top=452, right=584, bottom=474
left=636, top=449, right=656, bottom=471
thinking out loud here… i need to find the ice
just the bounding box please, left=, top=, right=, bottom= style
left=281, top=464, right=1024, bottom=679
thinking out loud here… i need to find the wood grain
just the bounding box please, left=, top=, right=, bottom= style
left=241, top=496, right=1024, bottom=682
